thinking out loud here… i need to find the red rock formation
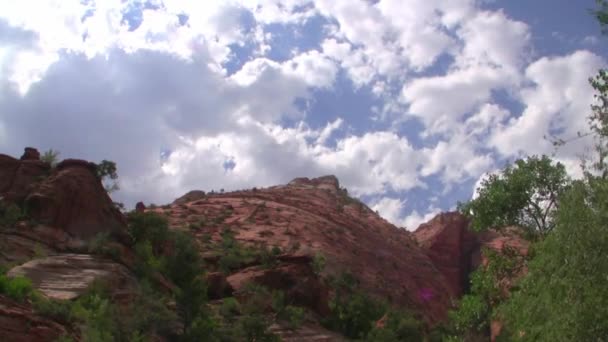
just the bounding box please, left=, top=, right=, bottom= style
left=155, top=175, right=453, bottom=323
left=25, top=159, right=126, bottom=239
left=414, top=212, right=476, bottom=297
left=0, top=295, right=76, bottom=342
left=0, top=150, right=50, bottom=203
left=20, top=147, right=41, bottom=161
left=414, top=213, right=529, bottom=299
left=227, top=262, right=330, bottom=316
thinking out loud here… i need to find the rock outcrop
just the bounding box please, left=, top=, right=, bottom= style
left=25, top=159, right=126, bottom=239
left=7, top=254, right=137, bottom=301
left=0, top=295, right=75, bottom=342
left=414, top=212, right=529, bottom=298
left=0, top=150, right=51, bottom=203
left=20, top=147, right=41, bottom=161
left=155, top=175, right=453, bottom=323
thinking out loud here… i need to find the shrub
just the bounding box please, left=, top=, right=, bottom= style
left=312, top=252, right=326, bottom=275
left=0, top=202, right=25, bottom=227
left=220, top=297, right=241, bottom=320
left=127, top=212, right=170, bottom=248
left=324, top=273, right=386, bottom=339
left=33, top=295, right=75, bottom=323
left=41, top=149, right=60, bottom=167
left=0, top=274, right=34, bottom=302
left=365, top=310, right=424, bottom=342
left=282, top=306, right=305, bottom=330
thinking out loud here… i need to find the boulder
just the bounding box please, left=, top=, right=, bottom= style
left=25, top=159, right=126, bottom=239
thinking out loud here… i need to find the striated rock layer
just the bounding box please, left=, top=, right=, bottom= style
left=413, top=212, right=529, bottom=298
left=149, top=175, right=454, bottom=323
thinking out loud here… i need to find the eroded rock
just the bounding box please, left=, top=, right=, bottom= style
left=7, top=254, right=137, bottom=301
left=0, top=295, right=75, bottom=342
left=25, top=159, right=126, bottom=239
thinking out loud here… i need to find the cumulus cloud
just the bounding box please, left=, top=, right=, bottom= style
left=0, top=0, right=603, bottom=229
left=490, top=51, right=605, bottom=168
left=371, top=197, right=441, bottom=231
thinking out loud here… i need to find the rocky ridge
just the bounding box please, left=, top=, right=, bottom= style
left=0, top=148, right=528, bottom=341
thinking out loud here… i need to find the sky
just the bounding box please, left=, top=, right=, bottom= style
left=0, top=0, right=606, bottom=230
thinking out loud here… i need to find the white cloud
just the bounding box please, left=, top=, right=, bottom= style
left=371, top=197, right=441, bottom=231
left=402, top=66, right=510, bottom=134
left=456, top=10, right=531, bottom=72
left=490, top=50, right=605, bottom=163
left=403, top=207, right=442, bottom=231
left=0, top=0, right=603, bottom=227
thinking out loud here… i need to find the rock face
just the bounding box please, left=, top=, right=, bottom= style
left=20, top=147, right=41, bottom=161
left=227, top=260, right=330, bottom=316
left=7, top=254, right=137, bottom=301
left=414, top=212, right=477, bottom=297
left=155, top=175, right=453, bottom=323
left=414, top=212, right=529, bottom=298
left=25, top=159, right=126, bottom=239
left=173, top=190, right=206, bottom=205
left=0, top=150, right=51, bottom=203
left=0, top=295, right=74, bottom=342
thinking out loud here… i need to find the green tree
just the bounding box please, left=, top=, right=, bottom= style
left=96, top=160, right=119, bottom=193
left=458, top=155, right=569, bottom=237
left=499, top=180, right=608, bottom=341
left=41, top=149, right=60, bottom=167
left=495, top=4, right=608, bottom=340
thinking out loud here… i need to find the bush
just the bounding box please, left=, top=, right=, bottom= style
left=0, top=274, right=34, bottom=301
left=219, top=297, right=241, bottom=320
left=365, top=310, right=424, bottom=342
left=312, top=252, right=326, bottom=275
left=127, top=212, right=170, bottom=248
left=0, top=202, right=25, bottom=227
left=324, top=273, right=386, bottom=339
left=33, top=295, right=75, bottom=324
left=41, top=149, right=60, bottom=167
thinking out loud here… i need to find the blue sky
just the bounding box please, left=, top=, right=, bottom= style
left=0, top=0, right=605, bottom=229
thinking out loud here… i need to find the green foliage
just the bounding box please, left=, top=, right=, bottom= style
left=87, top=232, right=111, bottom=254
left=365, top=310, right=424, bottom=342
left=219, top=297, right=241, bottom=320
left=127, top=211, right=170, bottom=247
left=216, top=228, right=259, bottom=274
left=447, top=246, right=526, bottom=339
left=0, top=274, right=33, bottom=301
left=324, top=273, right=387, bottom=339
left=499, top=180, right=608, bottom=341
left=0, top=202, right=25, bottom=227
left=236, top=284, right=280, bottom=341
left=593, top=0, right=608, bottom=34
left=312, top=252, right=326, bottom=275
left=41, top=149, right=60, bottom=167
left=458, top=155, right=569, bottom=237
left=33, top=295, right=75, bottom=324
left=73, top=293, right=116, bottom=342
left=271, top=290, right=305, bottom=330
left=133, top=240, right=165, bottom=280
left=260, top=245, right=282, bottom=269
left=96, top=160, right=119, bottom=193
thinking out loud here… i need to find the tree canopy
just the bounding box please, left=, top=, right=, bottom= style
left=458, top=155, right=569, bottom=237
